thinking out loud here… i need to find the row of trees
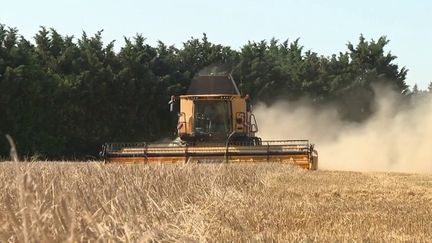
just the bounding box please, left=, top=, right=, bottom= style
left=0, top=23, right=426, bottom=158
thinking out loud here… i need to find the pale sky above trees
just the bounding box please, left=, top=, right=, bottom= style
left=1, top=0, right=431, bottom=88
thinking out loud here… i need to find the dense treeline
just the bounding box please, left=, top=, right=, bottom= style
left=0, top=23, right=421, bottom=159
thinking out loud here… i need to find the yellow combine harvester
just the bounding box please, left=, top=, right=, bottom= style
left=102, top=74, right=318, bottom=169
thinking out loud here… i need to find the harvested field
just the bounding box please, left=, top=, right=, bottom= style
left=1, top=162, right=432, bottom=242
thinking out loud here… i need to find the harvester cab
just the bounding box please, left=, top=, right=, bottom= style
left=102, top=74, right=318, bottom=169
left=176, top=75, right=260, bottom=145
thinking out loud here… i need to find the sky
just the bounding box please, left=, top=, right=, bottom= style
left=1, top=0, right=431, bottom=89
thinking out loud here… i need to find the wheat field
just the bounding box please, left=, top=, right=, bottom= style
left=0, top=162, right=431, bottom=242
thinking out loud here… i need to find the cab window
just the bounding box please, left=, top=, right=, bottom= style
left=194, top=100, right=231, bottom=134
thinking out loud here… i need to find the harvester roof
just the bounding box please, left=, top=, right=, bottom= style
left=187, top=75, right=240, bottom=95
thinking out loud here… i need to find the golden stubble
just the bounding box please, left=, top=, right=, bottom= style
left=0, top=162, right=431, bottom=242
left=0, top=162, right=432, bottom=242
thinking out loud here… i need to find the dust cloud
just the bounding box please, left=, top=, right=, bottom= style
left=254, top=87, right=432, bottom=173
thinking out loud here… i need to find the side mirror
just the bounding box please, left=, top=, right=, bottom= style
left=168, top=95, right=176, bottom=112
left=250, top=124, right=258, bottom=133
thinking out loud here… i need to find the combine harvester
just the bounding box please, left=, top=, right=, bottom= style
left=102, top=74, right=318, bottom=169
